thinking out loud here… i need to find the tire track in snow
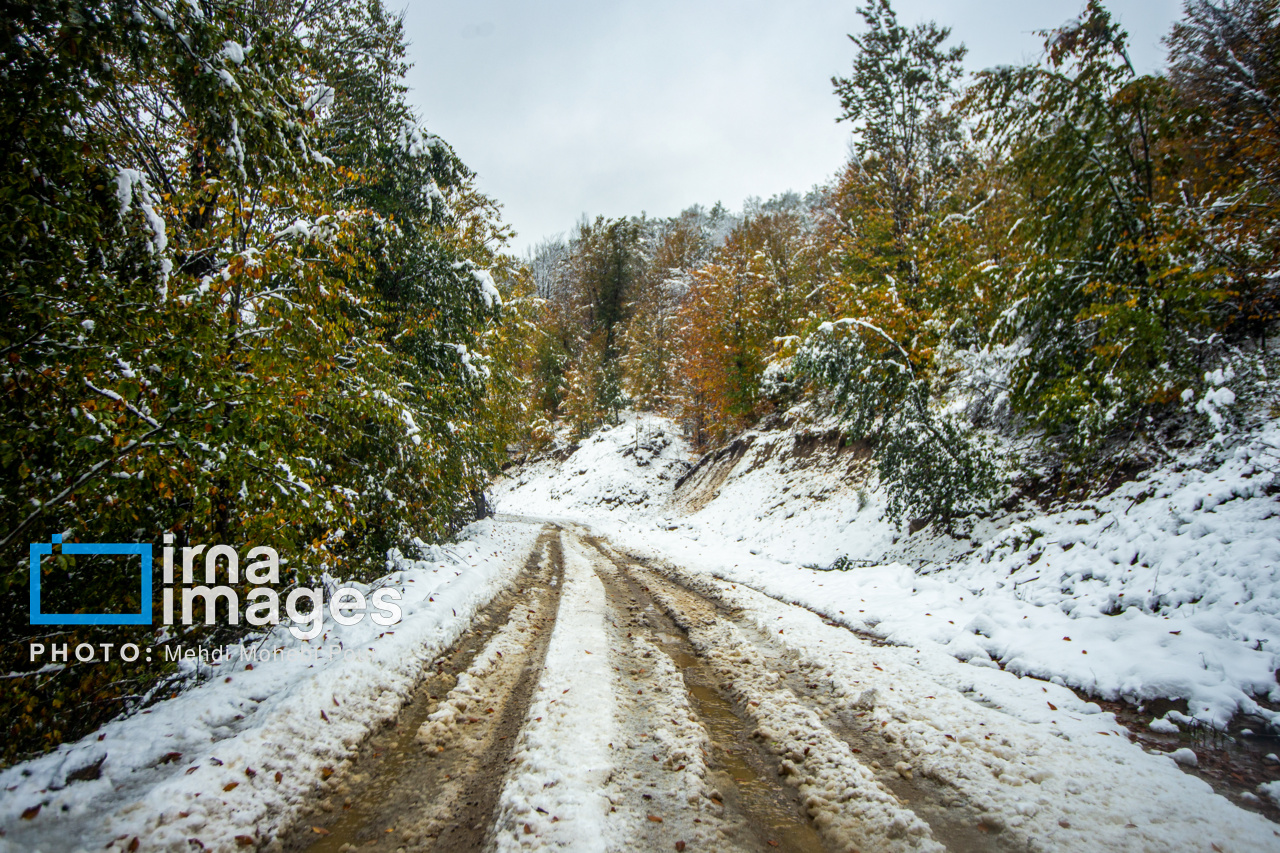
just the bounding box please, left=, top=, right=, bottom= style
left=594, top=541, right=942, bottom=853
left=589, top=537, right=830, bottom=853
left=605, top=551, right=1019, bottom=852
left=643, top=548, right=1280, bottom=853
left=494, top=529, right=837, bottom=853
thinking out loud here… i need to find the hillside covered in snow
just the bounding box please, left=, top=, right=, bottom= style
left=494, top=408, right=1280, bottom=774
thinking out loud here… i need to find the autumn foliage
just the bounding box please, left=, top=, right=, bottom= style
left=517, top=0, right=1279, bottom=518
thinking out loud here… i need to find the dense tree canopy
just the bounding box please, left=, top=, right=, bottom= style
left=514, top=0, right=1277, bottom=520
left=1, top=0, right=517, bottom=764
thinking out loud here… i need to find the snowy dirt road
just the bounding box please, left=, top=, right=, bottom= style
left=287, top=519, right=1280, bottom=853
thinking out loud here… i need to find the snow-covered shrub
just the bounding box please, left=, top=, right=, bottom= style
left=792, top=324, right=1000, bottom=532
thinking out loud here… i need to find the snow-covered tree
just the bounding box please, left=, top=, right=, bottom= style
left=0, top=0, right=517, bottom=764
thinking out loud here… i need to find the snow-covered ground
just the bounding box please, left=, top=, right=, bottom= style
left=0, top=520, right=541, bottom=853
left=503, top=414, right=690, bottom=523
left=493, top=409, right=1280, bottom=789
left=4, top=406, right=1277, bottom=851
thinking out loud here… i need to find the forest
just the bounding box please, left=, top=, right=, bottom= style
left=517, top=0, right=1277, bottom=526
left=2, top=0, right=1276, bottom=766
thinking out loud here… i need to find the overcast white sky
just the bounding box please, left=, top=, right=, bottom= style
left=400, top=1, right=1182, bottom=254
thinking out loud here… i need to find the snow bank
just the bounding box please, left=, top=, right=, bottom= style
left=496, top=413, right=689, bottom=523
left=0, top=520, right=540, bottom=853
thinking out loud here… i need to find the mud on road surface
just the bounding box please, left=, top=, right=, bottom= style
left=285, top=522, right=1280, bottom=852
left=286, top=529, right=564, bottom=853
left=584, top=535, right=1009, bottom=853
left=285, top=524, right=988, bottom=852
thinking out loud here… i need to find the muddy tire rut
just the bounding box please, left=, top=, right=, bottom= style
left=586, top=534, right=1022, bottom=853
left=584, top=535, right=831, bottom=853
left=287, top=529, right=564, bottom=853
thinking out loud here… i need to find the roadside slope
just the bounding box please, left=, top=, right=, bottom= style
left=493, top=408, right=1280, bottom=812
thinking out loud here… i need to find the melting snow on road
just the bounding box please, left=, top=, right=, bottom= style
left=492, top=537, right=617, bottom=851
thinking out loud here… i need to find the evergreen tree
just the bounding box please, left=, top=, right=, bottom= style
left=784, top=0, right=999, bottom=529
left=831, top=0, right=967, bottom=266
